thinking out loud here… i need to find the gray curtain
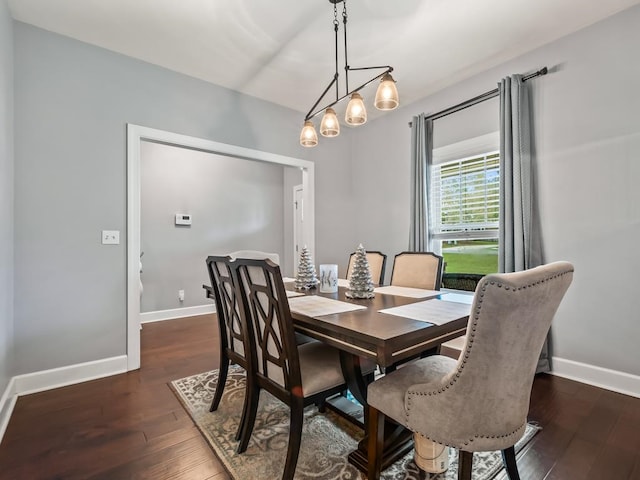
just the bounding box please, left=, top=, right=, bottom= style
left=409, top=114, right=433, bottom=252
left=498, top=74, right=548, bottom=372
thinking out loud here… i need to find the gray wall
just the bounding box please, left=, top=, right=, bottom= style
left=432, top=97, right=499, bottom=149
left=140, top=141, right=286, bottom=311
left=12, top=22, right=313, bottom=374
left=351, top=5, right=640, bottom=376
left=0, top=0, right=14, bottom=392
left=306, top=133, right=358, bottom=278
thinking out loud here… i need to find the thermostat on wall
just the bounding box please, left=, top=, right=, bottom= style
left=175, top=213, right=192, bottom=226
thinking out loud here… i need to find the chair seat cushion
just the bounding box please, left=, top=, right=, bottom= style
left=298, top=341, right=376, bottom=397
left=368, top=355, right=456, bottom=426
left=298, top=342, right=346, bottom=397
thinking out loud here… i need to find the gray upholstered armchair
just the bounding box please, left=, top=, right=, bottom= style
left=366, top=261, right=574, bottom=480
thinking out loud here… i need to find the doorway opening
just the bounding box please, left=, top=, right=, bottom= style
left=127, top=124, right=315, bottom=370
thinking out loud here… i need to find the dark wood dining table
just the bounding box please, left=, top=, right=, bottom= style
left=286, top=283, right=470, bottom=473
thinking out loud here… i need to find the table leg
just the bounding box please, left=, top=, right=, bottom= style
left=338, top=351, right=371, bottom=406
left=338, top=352, right=414, bottom=474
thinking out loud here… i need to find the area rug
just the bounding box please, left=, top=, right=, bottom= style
left=170, top=366, right=540, bottom=480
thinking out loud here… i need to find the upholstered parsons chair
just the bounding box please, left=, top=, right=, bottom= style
left=347, top=250, right=387, bottom=285
left=366, top=261, right=574, bottom=480
left=390, top=251, right=444, bottom=290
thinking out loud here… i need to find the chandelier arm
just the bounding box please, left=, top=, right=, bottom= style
left=304, top=67, right=392, bottom=121
left=304, top=75, right=339, bottom=121
left=348, top=65, right=394, bottom=73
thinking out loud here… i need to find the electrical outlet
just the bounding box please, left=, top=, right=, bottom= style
left=102, top=230, right=120, bottom=245
left=178, top=289, right=185, bottom=302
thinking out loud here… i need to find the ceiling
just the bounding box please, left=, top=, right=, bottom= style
left=8, top=0, right=640, bottom=122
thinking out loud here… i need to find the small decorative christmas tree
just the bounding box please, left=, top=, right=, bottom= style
left=346, top=244, right=375, bottom=299
left=295, top=246, right=318, bottom=290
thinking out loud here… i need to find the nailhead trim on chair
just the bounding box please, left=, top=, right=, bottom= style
left=405, top=269, right=573, bottom=446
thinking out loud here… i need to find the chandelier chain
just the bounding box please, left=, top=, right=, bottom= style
left=333, top=1, right=339, bottom=100
left=342, top=0, right=349, bottom=93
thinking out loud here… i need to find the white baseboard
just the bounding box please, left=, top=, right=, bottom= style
left=13, top=355, right=128, bottom=396
left=551, top=356, right=640, bottom=399
left=0, top=377, right=17, bottom=444
left=0, top=355, right=128, bottom=444
left=140, top=304, right=215, bottom=324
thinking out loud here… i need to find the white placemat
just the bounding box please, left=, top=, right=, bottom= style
left=439, top=292, right=474, bottom=304
left=288, top=295, right=366, bottom=317
left=379, top=299, right=470, bottom=325
left=373, top=285, right=442, bottom=299
left=285, top=290, right=305, bottom=298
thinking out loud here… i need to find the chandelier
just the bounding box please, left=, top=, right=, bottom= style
left=299, top=0, right=399, bottom=147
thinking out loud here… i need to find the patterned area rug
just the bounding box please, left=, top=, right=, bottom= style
left=170, top=366, right=540, bottom=480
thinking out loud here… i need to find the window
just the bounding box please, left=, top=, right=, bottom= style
left=430, top=151, right=499, bottom=275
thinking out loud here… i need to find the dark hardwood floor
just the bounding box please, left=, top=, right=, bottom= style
left=1, top=314, right=639, bottom=479
left=0, top=315, right=229, bottom=480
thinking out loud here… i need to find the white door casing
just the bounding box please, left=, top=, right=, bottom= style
left=126, top=124, right=315, bottom=370
left=293, top=184, right=304, bottom=272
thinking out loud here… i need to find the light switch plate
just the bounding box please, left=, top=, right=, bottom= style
left=102, top=230, right=120, bottom=245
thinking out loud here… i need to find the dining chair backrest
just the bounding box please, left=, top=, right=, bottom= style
left=233, top=258, right=302, bottom=401
left=347, top=251, right=387, bottom=285
left=366, top=261, right=574, bottom=480
left=390, top=251, right=443, bottom=290
left=404, top=262, right=574, bottom=449
left=228, top=250, right=280, bottom=265
left=206, top=251, right=280, bottom=358
left=205, top=255, right=248, bottom=361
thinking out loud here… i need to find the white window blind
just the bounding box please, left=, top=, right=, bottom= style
left=430, top=152, right=500, bottom=239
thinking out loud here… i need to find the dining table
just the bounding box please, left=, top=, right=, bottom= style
left=284, top=280, right=471, bottom=474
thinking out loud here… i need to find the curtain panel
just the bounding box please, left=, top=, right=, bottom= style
left=498, top=74, right=548, bottom=372
left=409, top=114, right=433, bottom=252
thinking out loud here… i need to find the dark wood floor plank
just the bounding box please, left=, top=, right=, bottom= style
left=511, top=422, right=574, bottom=480
left=84, top=436, right=228, bottom=480
left=1, top=314, right=639, bottom=480
left=629, top=458, right=640, bottom=480
left=543, top=436, right=599, bottom=479
left=586, top=443, right=637, bottom=480
left=607, top=413, right=640, bottom=455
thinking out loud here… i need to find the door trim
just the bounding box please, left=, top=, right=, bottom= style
left=126, top=124, right=315, bottom=370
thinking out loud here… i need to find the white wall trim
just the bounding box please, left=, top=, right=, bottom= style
left=0, top=378, right=17, bottom=444
left=127, top=124, right=315, bottom=372
left=140, top=304, right=215, bottom=324
left=551, top=356, right=640, bottom=399
left=13, top=355, right=128, bottom=396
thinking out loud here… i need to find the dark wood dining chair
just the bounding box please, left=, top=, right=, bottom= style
left=205, top=255, right=254, bottom=449
left=205, top=250, right=283, bottom=450
left=232, top=258, right=356, bottom=480
left=390, top=251, right=444, bottom=290
left=347, top=250, right=387, bottom=285
left=366, top=261, right=574, bottom=480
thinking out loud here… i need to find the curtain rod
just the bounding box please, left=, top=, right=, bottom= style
left=408, top=67, right=548, bottom=127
